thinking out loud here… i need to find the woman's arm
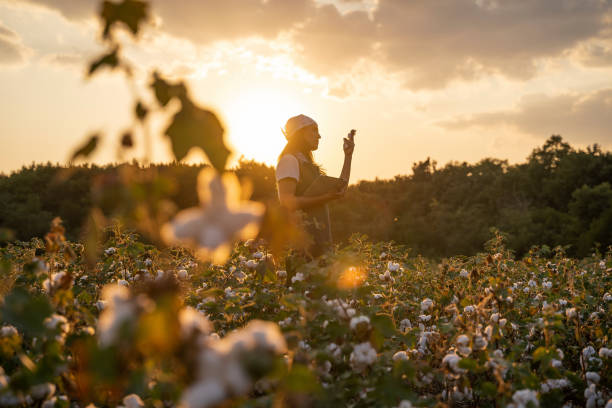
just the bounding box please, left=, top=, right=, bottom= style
left=339, top=132, right=355, bottom=182
left=278, top=178, right=344, bottom=211
left=340, top=155, right=352, bottom=183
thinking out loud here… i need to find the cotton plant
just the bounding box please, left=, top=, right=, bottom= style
left=162, top=168, right=265, bottom=265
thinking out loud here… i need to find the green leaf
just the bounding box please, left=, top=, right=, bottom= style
left=371, top=314, right=396, bottom=337
left=282, top=364, right=321, bottom=393
left=101, top=0, right=149, bottom=39
left=1, top=288, right=52, bottom=337
left=70, top=134, right=100, bottom=162
left=165, top=101, right=229, bottom=171
left=458, top=358, right=478, bottom=371
left=88, top=48, right=119, bottom=77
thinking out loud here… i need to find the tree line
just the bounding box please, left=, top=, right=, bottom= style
left=1, top=135, right=611, bottom=258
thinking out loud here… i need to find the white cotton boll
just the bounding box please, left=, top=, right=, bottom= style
left=399, top=319, right=412, bottom=332
left=459, top=269, right=469, bottom=278
left=291, top=272, right=304, bottom=283
left=387, top=261, right=400, bottom=272
left=104, top=247, right=116, bottom=256
left=543, top=281, right=552, bottom=289
left=177, top=269, right=189, bottom=280
left=276, top=270, right=287, bottom=279
left=144, top=258, right=152, bottom=267
left=559, top=299, right=568, bottom=306
left=442, top=352, right=465, bottom=374
left=484, top=325, right=493, bottom=341
left=586, top=372, right=600, bottom=384
left=0, top=325, right=18, bottom=337
left=179, top=307, right=212, bottom=339
left=253, top=251, right=264, bottom=260
left=603, top=293, right=612, bottom=302
left=118, top=279, right=129, bottom=287
left=30, top=383, right=56, bottom=400
left=373, top=293, right=384, bottom=299
left=528, top=279, right=537, bottom=287
left=490, top=313, right=500, bottom=323
left=523, top=287, right=530, bottom=293
left=551, top=359, right=563, bottom=368
left=511, top=389, right=539, bottom=408
left=419, top=314, right=431, bottom=322
left=95, top=300, right=107, bottom=311
left=379, top=269, right=393, bottom=282
left=473, top=334, right=488, bottom=351
left=350, top=316, right=370, bottom=331
left=583, top=346, right=597, bottom=359
left=41, top=397, right=58, bottom=408
left=122, top=394, right=145, bottom=408
left=397, top=400, right=413, bottom=408
left=456, top=334, right=469, bottom=347
left=234, top=271, right=247, bottom=283
left=350, top=342, right=377, bottom=373
left=565, top=308, right=576, bottom=318
left=379, top=252, right=387, bottom=259
left=326, top=343, right=342, bottom=359
left=463, top=305, right=476, bottom=314
left=420, top=298, right=434, bottom=311
left=181, top=378, right=226, bottom=408
left=246, top=260, right=258, bottom=269
left=499, top=318, right=507, bottom=328
left=393, top=351, right=408, bottom=361
left=44, top=314, right=70, bottom=333
left=599, top=260, right=606, bottom=269
left=97, top=284, right=136, bottom=347
left=599, top=347, right=612, bottom=359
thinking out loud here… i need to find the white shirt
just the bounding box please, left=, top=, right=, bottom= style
left=275, top=153, right=303, bottom=182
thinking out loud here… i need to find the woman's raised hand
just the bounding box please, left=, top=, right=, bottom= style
left=343, top=129, right=355, bottom=156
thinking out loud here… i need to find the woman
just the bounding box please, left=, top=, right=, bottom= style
left=276, top=114, right=355, bottom=257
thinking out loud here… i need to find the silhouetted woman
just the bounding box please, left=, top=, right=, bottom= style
left=276, top=114, right=355, bottom=257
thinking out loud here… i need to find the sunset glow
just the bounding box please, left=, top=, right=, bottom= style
left=222, top=87, right=306, bottom=166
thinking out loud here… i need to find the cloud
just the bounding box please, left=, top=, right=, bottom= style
left=0, top=23, right=28, bottom=65
left=9, top=0, right=612, bottom=89
left=151, top=0, right=314, bottom=44
left=373, top=0, right=612, bottom=88
left=13, top=0, right=98, bottom=20
left=438, top=89, right=612, bottom=145
left=291, top=4, right=377, bottom=75
left=41, top=52, right=87, bottom=68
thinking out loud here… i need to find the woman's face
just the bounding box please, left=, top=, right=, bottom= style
left=302, top=125, right=321, bottom=151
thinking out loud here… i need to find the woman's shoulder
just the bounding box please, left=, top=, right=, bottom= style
left=276, top=154, right=300, bottom=182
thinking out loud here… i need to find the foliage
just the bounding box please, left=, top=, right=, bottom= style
left=3, top=137, right=612, bottom=258
left=0, top=229, right=610, bottom=407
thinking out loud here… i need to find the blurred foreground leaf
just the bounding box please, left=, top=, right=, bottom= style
left=88, top=48, right=119, bottom=76
left=70, top=134, right=100, bottom=162
left=101, top=0, right=149, bottom=39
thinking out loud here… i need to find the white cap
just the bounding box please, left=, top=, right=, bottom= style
left=282, top=114, right=317, bottom=141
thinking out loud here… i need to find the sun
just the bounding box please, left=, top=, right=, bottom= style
left=222, top=87, right=306, bottom=166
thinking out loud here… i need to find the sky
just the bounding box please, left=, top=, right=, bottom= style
left=1, top=0, right=611, bottom=182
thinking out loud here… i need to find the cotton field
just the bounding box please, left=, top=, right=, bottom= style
left=0, top=232, right=610, bottom=408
